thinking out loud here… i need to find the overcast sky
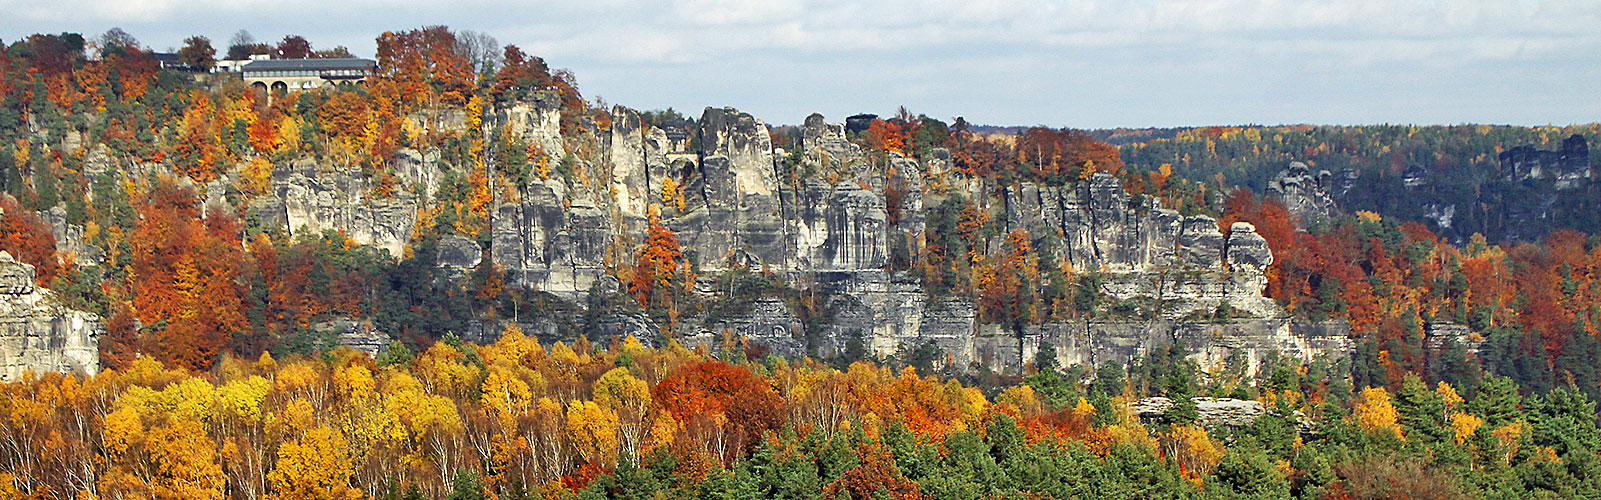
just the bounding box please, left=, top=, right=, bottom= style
left=2, top=0, right=1598, bottom=128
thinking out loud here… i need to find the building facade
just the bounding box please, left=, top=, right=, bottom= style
left=242, top=58, right=377, bottom=95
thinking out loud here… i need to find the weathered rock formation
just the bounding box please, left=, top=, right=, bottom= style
left=492, top=185, right=615, bottom=296
left=38, top=206, right=104, bottom=267
left=1424, top=322, right=1481, bottom=352
left=988, top=318, right=1351, bottom=376
left=496, top=90, right=567, bottom=161
left=253, top=160, right=418, bottom=257
left=436, top=235, right=483, bottom=269
left=1000, top=174, right=1281, bottom=319
left=313, top=319, right=393, bottom=358
left=1501, top=134, right=1592, bottom=189
left=0, top=252, right=101, bottom=380
left=1402, top=164, right=1428, bottom=189
left=244, top=106, right=1351, bottom=375
left=1129, top=397, right=1266, bottom=427
left=1267, top=161, right=1337, bottom=225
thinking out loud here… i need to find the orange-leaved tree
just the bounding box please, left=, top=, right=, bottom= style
left=630, top=216, right=682, bottom=312
left=130, top=181, right=249, bottom=371
left=0, top=195, right=59, bottom=286
left=652, top=360, right=785, bottom=464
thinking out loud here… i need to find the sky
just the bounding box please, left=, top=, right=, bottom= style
left=1, top=0, right=1598, bottom=129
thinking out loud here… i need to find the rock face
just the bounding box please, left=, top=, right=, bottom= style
left=702, top=297, right=806, bottom=357
left=257, top=161, right=417, bottom=257
left=1129, top=397, right=1266, bottom=427
left=1402, top=164, right=1428, bottom=189
left=496, top=90, right=566, bottom=160
left=1267, top=161, right=1337, bottom=224
left=803, top=113, right=867, bottom=174
left=1000, top=174, right=1282, bottom=319
left=1501, top=134, right=1592, bottom=189
left=436, top=235, right=483, bottom=269
left=314, top=319, right=392, bottom=358
left=671, top=107, right=790, bottom=271
left=994, top=318, right=1351, bottom=377
left=243, top=106, right=1351, bottom=375
left=39, top=206, right=104, bottom=267
left=608, top=106, right=651, bottom=221
left=1424, top=322, right=1481, bottom=352
left=0, top=252, right=101, bottom=381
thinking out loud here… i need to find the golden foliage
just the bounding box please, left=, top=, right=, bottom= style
left=566, top=400, right=619, bottom=466
left=1354, top=387, right=1403, bottom=439
left=1449, top=412, right=1483, bottom=445
left=1164, top=425, right=1223, bottom=481
left=266, top=426, right=363, bottom=500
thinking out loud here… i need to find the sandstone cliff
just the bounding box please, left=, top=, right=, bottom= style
left=0, top=252, right=101, bottom=380
left=237, top=106, right=1351, bottom=375
left=1267, top=161, right=1338, bottom=225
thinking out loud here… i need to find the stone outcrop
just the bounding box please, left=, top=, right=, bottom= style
left=1128, top=397, right=1266, bottom=427
left=495, top=90, right=566, bottom=160
left=1267, top=161, right=1337, bottom=224
left=702, top=297, right=806, bottom=357
left=793, top=181, right=887, bottom=271
left=995, top=318, right=1351, bottom=376
left=1000, top=174, right=1282, bottom=319
left=1423, top=203, right=1456, bottom=231
left=255, top=161, right=418, bottom=257
left=803, top=113, right=867, bottom=174
left=1402, top=164, right=1428, bottom=189
left=670, top=107, right=790, bottom=272
left=492, top=186, right=614, bottom=296
left=701, top=107, right=778, bottom=198
left=1424, top=322, right=1481, bottom=352
left=0, top=252, right=101, bottom=380
left=313, top=319, right=392, bottom=358
left=38, top=206, right=103, bottom=267
left=1130, top=396, right=1321, bottom=435
left=1501, top=134, right=1591, bottom=189
left=240, top=105, right=1351, bottom=375
left=436, top=235, right=482, bottom=269
left=608, top=106, right=651, bottom=221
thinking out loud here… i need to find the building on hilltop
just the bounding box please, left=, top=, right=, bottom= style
left=215, top=53, right=271, bottom=73
left=243, top=57, right=376, bottom=96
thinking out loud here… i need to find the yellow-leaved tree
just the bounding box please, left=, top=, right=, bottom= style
left=594, top=368, right=652, bottom=465
left=149, top=418, right=227, bottom=500
left=1163, top=425, right=1223, bottom=482
left=266, top=425, right=363, bottom=500
left=566, top=399, right=620, bottom=467
left=1354, top=386, right=1403, bottom=439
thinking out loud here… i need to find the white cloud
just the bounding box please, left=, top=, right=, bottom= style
left=0, top=0, right=1598, bottom=126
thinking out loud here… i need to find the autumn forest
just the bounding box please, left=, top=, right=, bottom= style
left=2, top=26, right=1601, bottom=500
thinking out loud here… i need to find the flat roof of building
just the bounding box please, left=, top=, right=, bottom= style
left=242, top=58, right=376, bottom=73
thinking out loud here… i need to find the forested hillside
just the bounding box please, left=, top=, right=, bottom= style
left=1119, top=125, right=1601, bottom=244
left=2, top=26, right=1601, bottom=499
